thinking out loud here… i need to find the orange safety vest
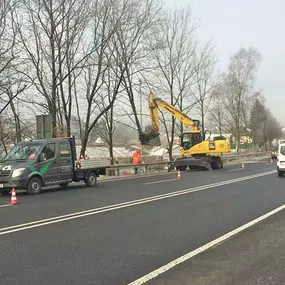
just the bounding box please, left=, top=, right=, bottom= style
left=132, top=152, right=141, bottom=165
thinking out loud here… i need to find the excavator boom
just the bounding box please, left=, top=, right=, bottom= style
left=140, top=92, right=200, bottom=144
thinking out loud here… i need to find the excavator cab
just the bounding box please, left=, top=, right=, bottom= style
left=181, top=131, right=203, bottom=150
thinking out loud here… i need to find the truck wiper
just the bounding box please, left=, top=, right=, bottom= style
left=4, top=158, right=27, bottom=161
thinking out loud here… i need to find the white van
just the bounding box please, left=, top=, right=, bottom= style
left=277, top=143, right=285, bottom=177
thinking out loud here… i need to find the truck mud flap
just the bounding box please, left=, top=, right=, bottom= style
left=174, top=158, right=212, bottom=171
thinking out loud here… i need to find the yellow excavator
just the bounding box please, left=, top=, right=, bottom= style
left=139, top=92, right=231, bottom=170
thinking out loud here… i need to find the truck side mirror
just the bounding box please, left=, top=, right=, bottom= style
left=39, top=153, right=47, bottom=162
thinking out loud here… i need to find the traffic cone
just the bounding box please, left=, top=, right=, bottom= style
left=10, top=188, right=18, bottom=205
left=241, top=161, right=245, bottom=169
left=177, top=169, right=181, bottom=179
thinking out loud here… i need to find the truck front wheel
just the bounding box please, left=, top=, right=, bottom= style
left=27, top=177, right=42, bottom=195
left=84, top=172, right=97, bottom=187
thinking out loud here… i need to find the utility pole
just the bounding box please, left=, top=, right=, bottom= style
left=139, top=78, right=143, bottom=156
left=139, top=78, right=143, bottom=129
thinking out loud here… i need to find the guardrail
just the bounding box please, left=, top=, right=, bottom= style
left=103, top=151, right=270, bottom=177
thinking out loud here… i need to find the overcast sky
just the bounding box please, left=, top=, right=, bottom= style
left=166, top=0, right=285, bottom=124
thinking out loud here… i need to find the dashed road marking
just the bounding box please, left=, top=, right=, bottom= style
left=144, top=178, right=178, bottom=185
left=228, top=168, right=243, bottom=172
left=0, top=204, right=11, bottom=208
left=0, top=170, right=275, bottom=237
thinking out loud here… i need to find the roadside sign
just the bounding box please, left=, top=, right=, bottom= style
left=36, top=115, right=52, bottom=139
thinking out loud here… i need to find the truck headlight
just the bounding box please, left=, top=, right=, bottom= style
left=12, top=168, right=25, bottom=178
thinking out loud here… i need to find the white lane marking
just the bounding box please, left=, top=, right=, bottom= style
left=0, top=170, right=275, bottom=236
left=144, top=178, right=178, bottom=185
left=228, top=168, right=243, bottom=172
left=0, top=204, right=11, bottom=208
left=127, top=202, right=285, bottom=285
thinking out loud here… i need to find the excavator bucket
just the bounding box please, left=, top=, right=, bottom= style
left=139, top=132, right=160, bottom=145
left=174, top=157, right=212, bottom=171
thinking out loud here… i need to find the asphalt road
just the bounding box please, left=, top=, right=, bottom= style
left=0, top=159, right=284, bottom=285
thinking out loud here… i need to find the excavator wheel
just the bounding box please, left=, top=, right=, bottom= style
left=176, top=165, right=187, bottom=171
left=211, top=156, right=222, bottom=170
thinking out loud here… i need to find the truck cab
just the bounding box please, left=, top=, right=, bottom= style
left=0, top=137, right=107, bottom=194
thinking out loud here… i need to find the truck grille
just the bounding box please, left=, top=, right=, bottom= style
left=0, top=170, right=11, bottom=177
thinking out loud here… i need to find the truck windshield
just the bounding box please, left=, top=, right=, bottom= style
left=4, top=143, right=42, bottom=161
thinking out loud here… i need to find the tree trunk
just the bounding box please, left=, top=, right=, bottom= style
left=109, top=136, right=114, bottom=165
left=1, top=138, right=7, bottom=155
left=108, top=105, right=114, bottom=165
left=66, top=121, right=71, bottom=137
left=80, top=134, right=89, bottom=157
left=168, top=117, right=175, bottom=161
left=9, top=97, right=21, bottom=142
left=80, top=101, right=92, bottom=155
left=123, top=71, right=143, bottom=135
left=201, top=102, right=205, bottom=135
left=50, top=3, right=58, bottom=137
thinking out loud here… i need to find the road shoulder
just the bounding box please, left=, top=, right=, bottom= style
left=145, top=208, right=285, bottom=285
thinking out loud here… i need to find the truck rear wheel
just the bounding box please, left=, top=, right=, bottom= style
left=278, top=170, right=284, bottom=177
left=27, top=177, right=42, bottom=195
left=84, top=172, right=97, bottom=187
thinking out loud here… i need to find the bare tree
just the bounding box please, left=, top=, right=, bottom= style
left=0, top=0, right=15, bottom=87
left=250, top=96, right=266, bottom=147
left=147, top=5, right=198, bottom=160
left=250, top=98, right=283, bottom=149
left=192, top=42, right=218, bottom=135
left=264, top=111, right=283, bottom=146
left=0, top=0, right=28, bottom=115
left=90, top=61, right=123, bottom=164
left=75, top=0, right=129, bottom=156
left=55, top=0, right=92, bottom=135
left=115, top=0, right=162, bottom=137
left=207, top=84, right=229, bottom=135
left=15, top=0, right=93, bottom=135
left=223, top=47, right=261, bottom=151
left=0, top=115, right=11, bottom=154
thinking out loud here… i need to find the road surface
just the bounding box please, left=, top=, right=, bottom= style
left=0, top=159, right=284, bottom=285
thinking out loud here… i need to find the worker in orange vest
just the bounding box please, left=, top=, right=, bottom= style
left=132, top=149, right=141, bottom=174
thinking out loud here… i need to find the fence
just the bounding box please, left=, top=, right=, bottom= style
left=104, top=151, right=270, bottom=177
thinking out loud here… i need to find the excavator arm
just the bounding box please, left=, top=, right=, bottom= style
left=139, top=92, right=200, bottom=144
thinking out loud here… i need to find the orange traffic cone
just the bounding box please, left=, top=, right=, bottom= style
left=241, top=161, right=245, bottom=169
left=177, top=169, right=181, bottom=179
left=10, top=188, right=18, bottom=205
